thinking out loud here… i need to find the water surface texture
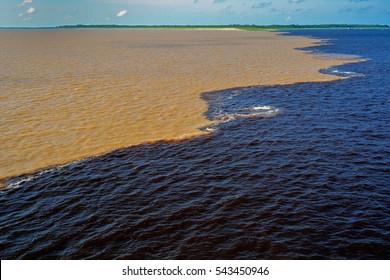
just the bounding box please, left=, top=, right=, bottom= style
left=0, top=29, right=353, bottom=180
left=0, top=29, right=389, bottom=259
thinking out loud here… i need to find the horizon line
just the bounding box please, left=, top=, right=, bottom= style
left=1, top=23, right=389, bottom=29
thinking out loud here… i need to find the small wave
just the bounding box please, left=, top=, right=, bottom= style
left=227, top=89, right=243, bottom=100
left=1, top=157, right=92, bottom=192
left=1, top=168, right=55, bottom=192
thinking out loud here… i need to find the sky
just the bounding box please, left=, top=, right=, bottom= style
left=0, top=0, right=389, bottom=27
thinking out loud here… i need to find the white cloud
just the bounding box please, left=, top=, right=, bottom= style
left=18, top=13, right=24, bottom=17
left=18, top=0, right=32, bottom=7
left=117, top=10, right=128, bottom=17
left=26, top=7, right=35, bottom=14
left=252, top=2, right=272, bottom=9
left=285, top=16, right=292, bottom=21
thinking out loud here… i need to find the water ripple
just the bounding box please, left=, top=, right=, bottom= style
left=1, top=29, right=390, bottom=260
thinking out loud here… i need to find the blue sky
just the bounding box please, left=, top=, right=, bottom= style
left=0, top=0, right=389, bottom=27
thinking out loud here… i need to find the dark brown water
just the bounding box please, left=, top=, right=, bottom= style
left=0, top=29, right=389, bottom=259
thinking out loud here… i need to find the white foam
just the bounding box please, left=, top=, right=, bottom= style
left=331, top=70, right=365, bottom=77
left=214, top=105, right=280, bottom=123
left=1, top=168, right=55, bottom=192
left=1, top=157, right=92, bottom=192
left=235, top=108, right=280, bottom=119
left=214, top=113, right=237, bottom=123
left=248, top=106, right=272, bottom=111
left=204, top=127, right=217, bottom=133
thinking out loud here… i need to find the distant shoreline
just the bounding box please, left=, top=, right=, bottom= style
left=1, top=24, right=389, bottom=30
